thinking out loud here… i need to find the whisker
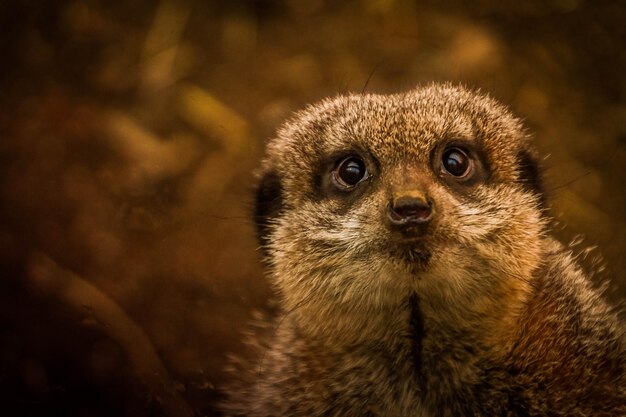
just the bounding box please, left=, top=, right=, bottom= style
left=546, top=143, right=623, bottom=193
left=361, top=63, right=380, bottom=95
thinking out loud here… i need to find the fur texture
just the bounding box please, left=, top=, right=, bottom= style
left=221, top=84, right=625, bottom=416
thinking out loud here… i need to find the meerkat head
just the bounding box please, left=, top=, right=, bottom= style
left=255, top=84, right=546, bottom=338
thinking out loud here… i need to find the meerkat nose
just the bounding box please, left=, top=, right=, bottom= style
left=387, top=193, right=434, bottom=226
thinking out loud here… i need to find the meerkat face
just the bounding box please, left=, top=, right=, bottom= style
left=255, top=84, right=546, bottom=326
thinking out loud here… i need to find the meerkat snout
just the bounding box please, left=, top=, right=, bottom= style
left=387, top=193, right=433, bottom=225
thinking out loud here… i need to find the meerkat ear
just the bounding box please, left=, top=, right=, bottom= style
left=517, top=149, right=545, bottom=207
left=254, top=169, right=283, bottom=250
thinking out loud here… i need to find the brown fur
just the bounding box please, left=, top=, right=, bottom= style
left=221, top=84, right=625, bottom=416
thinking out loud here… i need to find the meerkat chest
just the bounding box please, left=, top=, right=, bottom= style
left=286, top=340, right=432, bottom=417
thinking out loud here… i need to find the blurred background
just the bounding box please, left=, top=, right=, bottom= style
left=0, top=0, right=624, bottom=416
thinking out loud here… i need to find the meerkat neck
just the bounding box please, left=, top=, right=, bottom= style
left=415, top=271, right=533, bottom=373
left=286, top=276, right=531, bottom=356
left=289, top=295, right=414, bottom=349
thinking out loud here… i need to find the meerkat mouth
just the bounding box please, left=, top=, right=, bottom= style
left=388, top=241, right=432, bottom=273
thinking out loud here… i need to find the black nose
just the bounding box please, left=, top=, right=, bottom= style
left=388, top=195, right=433, bottom=226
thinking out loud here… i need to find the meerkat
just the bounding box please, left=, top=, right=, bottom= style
left=221, top=84, right=625, bottom=417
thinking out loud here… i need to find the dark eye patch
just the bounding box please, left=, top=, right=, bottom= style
left=314, top=147, right=378, bottom=197
left=432, top=140, right=490, bottom=188
left=335, top=156, right=368, bottom=187
left=441, top=147, right=472, bottom=178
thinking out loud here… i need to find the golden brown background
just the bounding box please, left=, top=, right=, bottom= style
left=0, top=0, right=624, bottom=416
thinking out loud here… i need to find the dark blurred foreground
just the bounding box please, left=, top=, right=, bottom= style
left=0, top=0, right=625, bottom=416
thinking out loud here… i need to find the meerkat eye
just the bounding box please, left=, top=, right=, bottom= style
left=332, top=156, right=368, bottom=189
left=441, top=147, right=472, bottom=178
